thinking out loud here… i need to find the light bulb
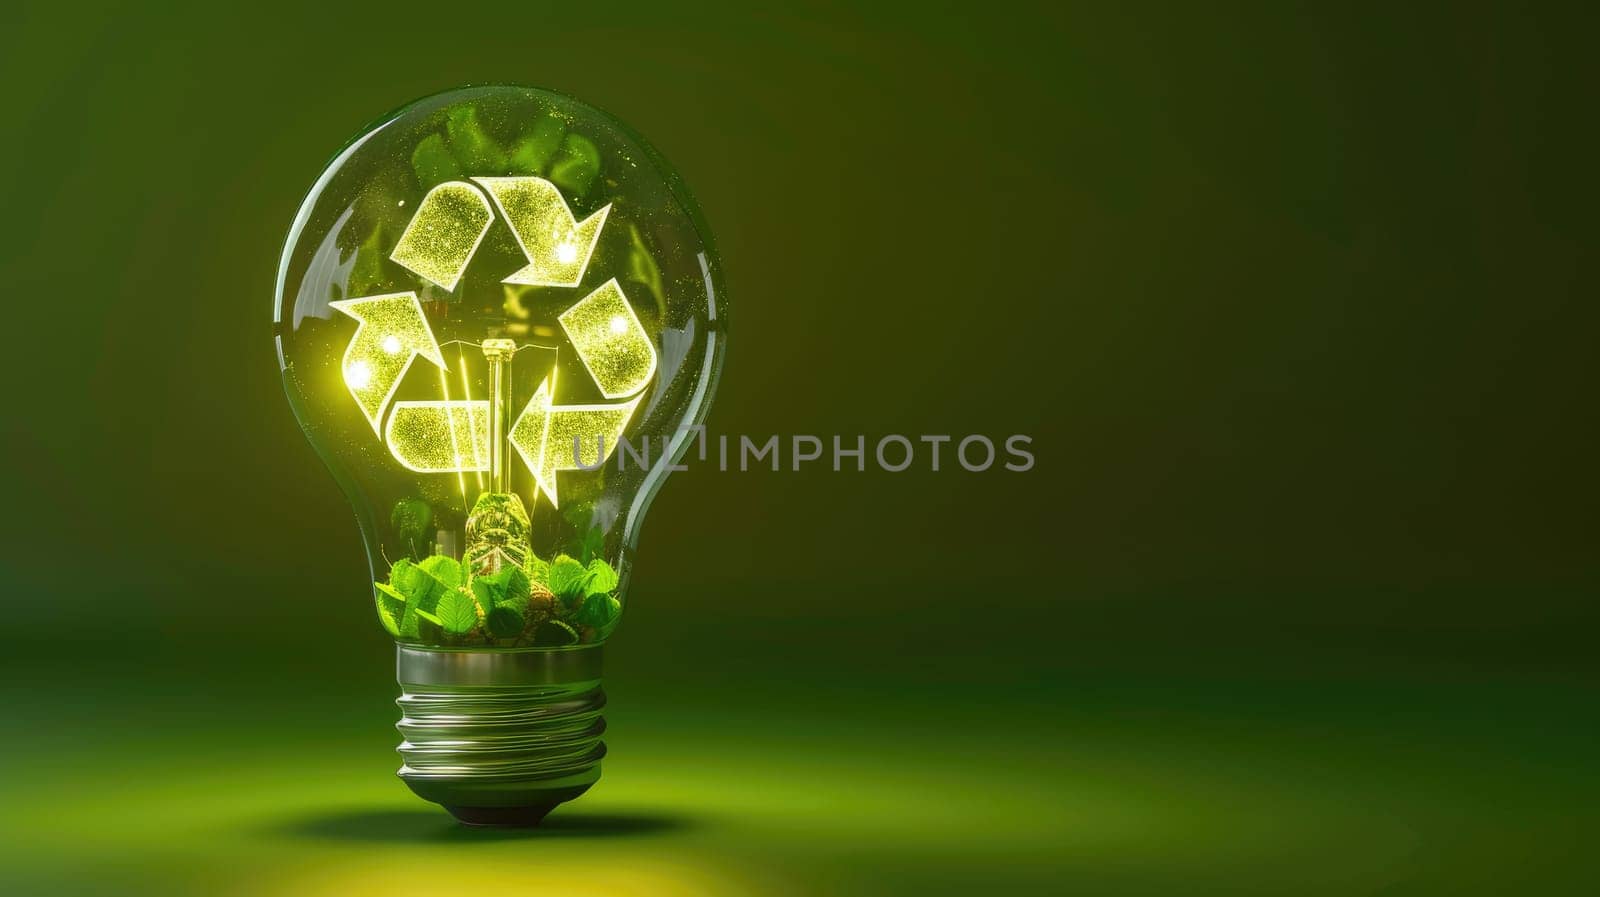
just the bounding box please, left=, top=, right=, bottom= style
left=273, top=86, right=728, bottom=826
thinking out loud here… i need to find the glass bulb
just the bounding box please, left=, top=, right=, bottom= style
left=273, top=86, right=727, bottom=825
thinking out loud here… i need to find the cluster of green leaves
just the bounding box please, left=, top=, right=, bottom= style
left=375, top=555, right=466, bottom=640
left=412, top=105, right=601, bottom=198
left=373, top=550, right=621, bottom=647
left=471, top=566, right=532, bottom=639
left=561, top=504, right=608, bottom=565
left=533, top=551, right=621, bottom=639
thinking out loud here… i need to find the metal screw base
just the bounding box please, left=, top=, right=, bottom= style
left=396, top=644, right=605, bottom=826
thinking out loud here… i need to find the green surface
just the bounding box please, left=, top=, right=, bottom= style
left=4, top=602, right=1598, bottom=895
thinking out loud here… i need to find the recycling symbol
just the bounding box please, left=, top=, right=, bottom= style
left=328, top=176, right=656, bottom=506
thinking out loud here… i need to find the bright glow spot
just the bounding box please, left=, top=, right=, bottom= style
left=381, top=335, right=402, bottom=354
left=328, top=292, right=446, bottom=433
left=557, top=278, right=658, bottom=399
left=473, top=176, right=610, bottom=287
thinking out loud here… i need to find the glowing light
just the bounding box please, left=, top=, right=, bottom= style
left=389, top=181, right=493, bottom=291
left=328, top=292, right=446, bottom=432
left=381, top=335, right=402, bottom=354
left=473, top=176, right=610, bottom=287
left=558, top=278, right=657, bottom=399
left=384, top=401, right=491, bottom=472
left=346, top=360, right=372, bottom=389
left=509, top=374, right=642, bottom=506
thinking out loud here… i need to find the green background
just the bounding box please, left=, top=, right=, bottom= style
left=1, top=2, right=1595, bottom=895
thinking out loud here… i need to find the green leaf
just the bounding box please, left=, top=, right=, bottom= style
left=526, top=554, right=550, bottom=585
left=436, top=589, right=478, bottom=636
left=389, top=558, right=418, bottom=591
left=470, top=566, right=531, bottom=609
left=374, top=583, right=406, bottom=637
left=584, top=558, right=618, bottom=597
left=392, top=559, right=454, bottom=639
left=470, top=574, right=504, bottom=610
left=577, top=593, right=621, bottom=629
left=508, top=115, right=565, bottom=174
left=446, top=106, right=507, bottom=172
left=577, top=525, right=605, bottom=565
left=413, top=608, right=442, bottom=626
left=626, top=222, right=667, bottom=317
left=487, top=603, right=525, bottom=639
left=418, top=555, right=464, bottom=590
left=547, top=554, right=592, bottom=599
left=531, top=619, right=578, bottom=647
left=390, top=498, right=432, bottom=558
left=411, top=133, right=461, bottom=186
left=496, top=566, right=531, bottom=606
left=549, top=133, right=600, bottom=196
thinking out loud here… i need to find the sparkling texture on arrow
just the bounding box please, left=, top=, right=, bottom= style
left=385, top=400, right=491, bottom=472
left=474, top=176, right=610, bottom=287
left=509, top=374, right=642, bottom=507
left=558, top=278, right=658, bottom=399
left=390, top=181, right=493, bottom=291
left=328, top=292, right=446, bottom=433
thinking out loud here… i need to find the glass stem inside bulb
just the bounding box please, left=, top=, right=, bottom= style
left=482, top=339, right=517, bottom=496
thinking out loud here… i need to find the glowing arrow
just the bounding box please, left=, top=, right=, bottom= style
left=558, top=278, right=657, bottom=399
left=328, top=292, right=446, bottom=433
left=385, top=400, right=491, bottom=472
left=473, top=176, right=610, bottom=287
left=509, top=373, right=642, bottom=507
left=390, top=180, right=494, bottom=291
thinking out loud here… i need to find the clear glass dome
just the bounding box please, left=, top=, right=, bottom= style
left=273, top=85, right=727, bottom=648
